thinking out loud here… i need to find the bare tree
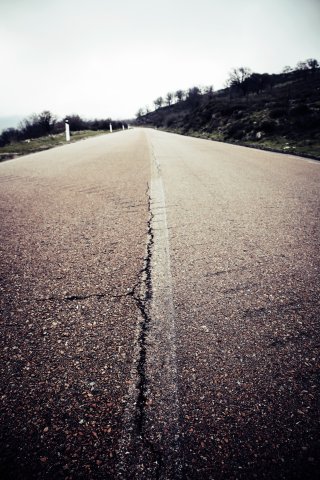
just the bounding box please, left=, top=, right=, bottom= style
left=227, top=67, right=252, bottom=95
left=38, top=110, right=57, bottom=134
left=165, top=92, right=173, bottom=106
left=295, top=59, right=319, bottom=78
left=186, top=86, right=201, bottom=107
left=19, top=110, right=57, bottom=138
left=296, top=61, right=308, bottom=71
left=227, top=67, right=252, bottom=85
left=175, top=90, right=185, bottom=102
left=136, top=108, right=145, bottom=118
left=203, top=85, right=214, bottom=93
left=282, top=66, right=293, bottom=74
left=203, top=85, right=214, bottom=99
left=154, top=96, right=164, bottom=109
left=306, top=58, right=319, bottom=70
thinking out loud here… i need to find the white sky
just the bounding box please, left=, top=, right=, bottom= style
left=0, top=0, right=319, bottom=120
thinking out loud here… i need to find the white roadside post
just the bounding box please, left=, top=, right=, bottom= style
left=109, top=123, right=113, bottom=133
left=122, top=124, right=125, bottom=130
left=65, top=119, right=70, bottom=142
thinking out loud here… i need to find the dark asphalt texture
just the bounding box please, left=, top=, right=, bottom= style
left=0, top=128, right=319, bottom=479
left=147, top=130, right=320, bottom=479
left=0, top=131, right=150, bottom=479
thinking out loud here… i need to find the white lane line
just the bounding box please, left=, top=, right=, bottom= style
left=143, top=143, right=182, bottom=478
left=116, top=136, right=181, bottom=479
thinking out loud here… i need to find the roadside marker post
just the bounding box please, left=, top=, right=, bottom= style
left=122, top=124, right=125, bottom=130
left=109, top=123, right=113, bottom=133
left=65, top=120, right=70, bottom=142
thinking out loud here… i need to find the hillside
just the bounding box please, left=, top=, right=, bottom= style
left=135, top=69, right=320, bottom=159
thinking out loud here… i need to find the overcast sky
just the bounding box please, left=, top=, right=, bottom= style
left=1, top=0, right=319, bottom=121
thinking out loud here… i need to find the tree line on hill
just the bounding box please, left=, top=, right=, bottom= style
left=136, top=85, right=214, bottom=118
left=0, top=112, right=127, bottom=147
left=136, top=58, right=319, bottom=117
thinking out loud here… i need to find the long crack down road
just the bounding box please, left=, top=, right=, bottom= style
left=0, top=128, right=319, bottom=480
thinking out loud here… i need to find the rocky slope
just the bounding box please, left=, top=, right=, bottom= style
left=135, top=69, right=320, bottom=159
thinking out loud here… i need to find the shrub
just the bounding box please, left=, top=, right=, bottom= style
left=0, top=128, right=20, bottom=147
left=290, top=104, right=310, bottom=115
left=220, top=104, right=245, bottom=116
left=165, top=116, right=175, bottom=128
left=225, top=121, right=245, bottom=138
left=270, top=108, right=287, bottom=119
left=259, top=120, right=277, bottom=133
left=232, top=129, right=245, bottom=140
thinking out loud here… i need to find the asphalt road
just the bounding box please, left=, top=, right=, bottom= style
left=0, top=128, right=319, bottom=479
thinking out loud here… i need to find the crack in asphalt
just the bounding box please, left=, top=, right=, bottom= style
left=129, top=189, right=164, bottom=479
left=117, top=149, right=181, bottom=479
left=35, top=186, right=161, bottom=475
left=132, top=192, right=154, bottom=433
left=36, top=291, right=135, bottom=302
left=30, top=184, right=163, bottom=476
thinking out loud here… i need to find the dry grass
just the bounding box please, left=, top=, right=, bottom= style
left=0, top=130, right=109, bottom=161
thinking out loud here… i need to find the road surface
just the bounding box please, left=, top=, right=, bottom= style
left=0, top=129, right=319, bottom=479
